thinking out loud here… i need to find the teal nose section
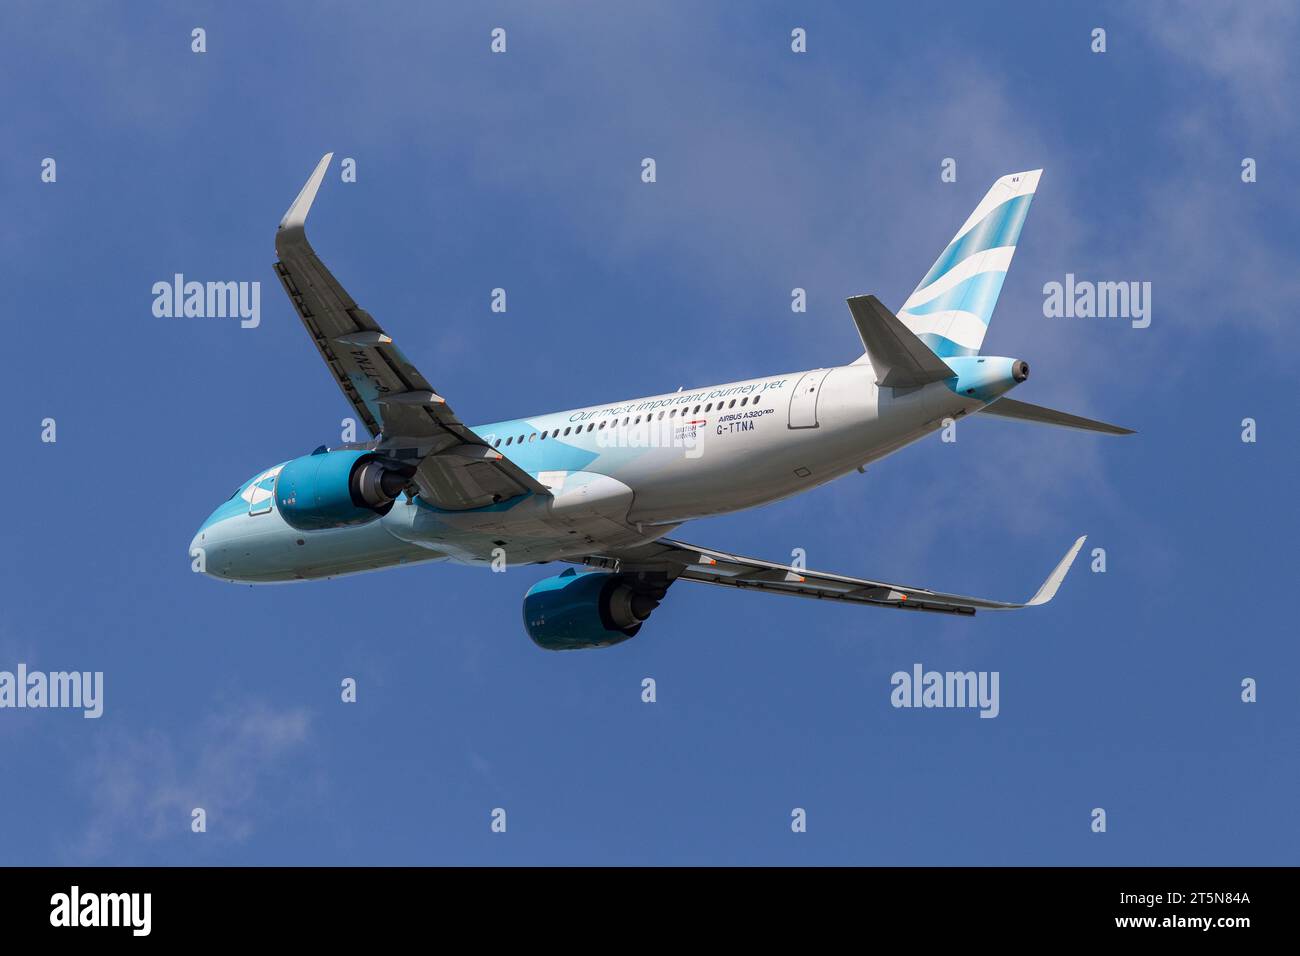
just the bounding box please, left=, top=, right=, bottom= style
left=190, top=511, right=236, bottom=580
left=943, top=356, right=1028, bottom=402
left=189, top=524, right=223, bottom=579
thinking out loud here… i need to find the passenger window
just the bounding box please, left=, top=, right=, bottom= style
left=740, top=397, right=748, bottom=406
left=728, top=399, right=736, bottom=408
left=505, top=436, right=513, bottom=446
left=754, top=395, right=761, bottom=405
left=563, top=427, right=571, bottom=436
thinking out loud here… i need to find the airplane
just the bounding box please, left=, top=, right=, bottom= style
left=190, top=154, right=1132, bottom=649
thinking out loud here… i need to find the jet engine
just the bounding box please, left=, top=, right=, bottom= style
left=522, top=569, right=669, bottom=650
left=275, top=449, right=414, bottom=532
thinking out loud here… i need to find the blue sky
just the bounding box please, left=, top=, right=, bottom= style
left=1, top=1, right=1296, bottom=864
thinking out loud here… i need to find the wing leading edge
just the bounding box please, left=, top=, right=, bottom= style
left=581, top=535, right=1088, bottom=615
left=273, top=153, right=549, bottom=510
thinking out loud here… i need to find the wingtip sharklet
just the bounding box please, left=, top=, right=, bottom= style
left=277, top=152, right=334, bottom=245
left=1024, top=534, right=1088, bottom=607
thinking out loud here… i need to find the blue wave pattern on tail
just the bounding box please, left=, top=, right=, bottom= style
left=898, top=170, right=1041, bottom=358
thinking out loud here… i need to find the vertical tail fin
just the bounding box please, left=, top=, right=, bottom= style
left=893, top=170, right=1041, bottom=359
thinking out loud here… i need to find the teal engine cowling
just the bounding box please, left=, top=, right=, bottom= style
left=275, top=450, right=413, bottom=532
left=522, top=569, right=667, bottom=650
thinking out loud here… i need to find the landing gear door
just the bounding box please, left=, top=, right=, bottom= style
left=788, top=368, right=832, bottom=429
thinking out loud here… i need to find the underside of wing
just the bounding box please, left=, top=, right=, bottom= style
left=273, top=154, right=548, bottom=510
left=579, top=535, right=1087, bottom=615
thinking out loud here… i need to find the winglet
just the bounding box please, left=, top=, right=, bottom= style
left=1025, top=535, right=1087, bottom=606
left=277, top=152, right=334, bottom=248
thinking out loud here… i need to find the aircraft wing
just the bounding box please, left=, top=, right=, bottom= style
left=273, top=154, right=549, bottom=510
left=580, top=535, right=1088, bottom=615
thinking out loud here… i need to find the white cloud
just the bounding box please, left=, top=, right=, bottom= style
left=1136, top=1, right=1300, bottom=134
left=68, top=702, right=312, bottom=861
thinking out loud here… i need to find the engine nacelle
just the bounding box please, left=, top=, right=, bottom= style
left=522, top=569, right=665, bottom=651
left=275, top=450, right=411, bottom=532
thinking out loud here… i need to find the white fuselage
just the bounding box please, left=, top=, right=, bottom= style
left=191, top=361, right=1004, bottom=583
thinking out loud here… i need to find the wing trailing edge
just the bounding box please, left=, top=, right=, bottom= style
left=583, top=534, right=1090, bottom=615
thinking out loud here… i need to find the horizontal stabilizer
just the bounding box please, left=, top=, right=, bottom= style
left=980, top=397, right=1134, bottom=435
left=846, top=295, right=955, bottom=388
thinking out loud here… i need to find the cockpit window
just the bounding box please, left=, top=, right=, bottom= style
left=227, top=464, right=287, bottom=511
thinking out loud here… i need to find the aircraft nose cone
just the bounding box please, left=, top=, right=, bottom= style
left=1012, top=360, right=1029, bottom=382
left=189, top=529, right=209, bottom=576
left=189, top=523, right=226, bottom=579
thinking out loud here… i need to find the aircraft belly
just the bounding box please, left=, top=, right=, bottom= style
left=213, top=510, right=443, bottom=583
left=384, top=471, right=667, bottom=565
